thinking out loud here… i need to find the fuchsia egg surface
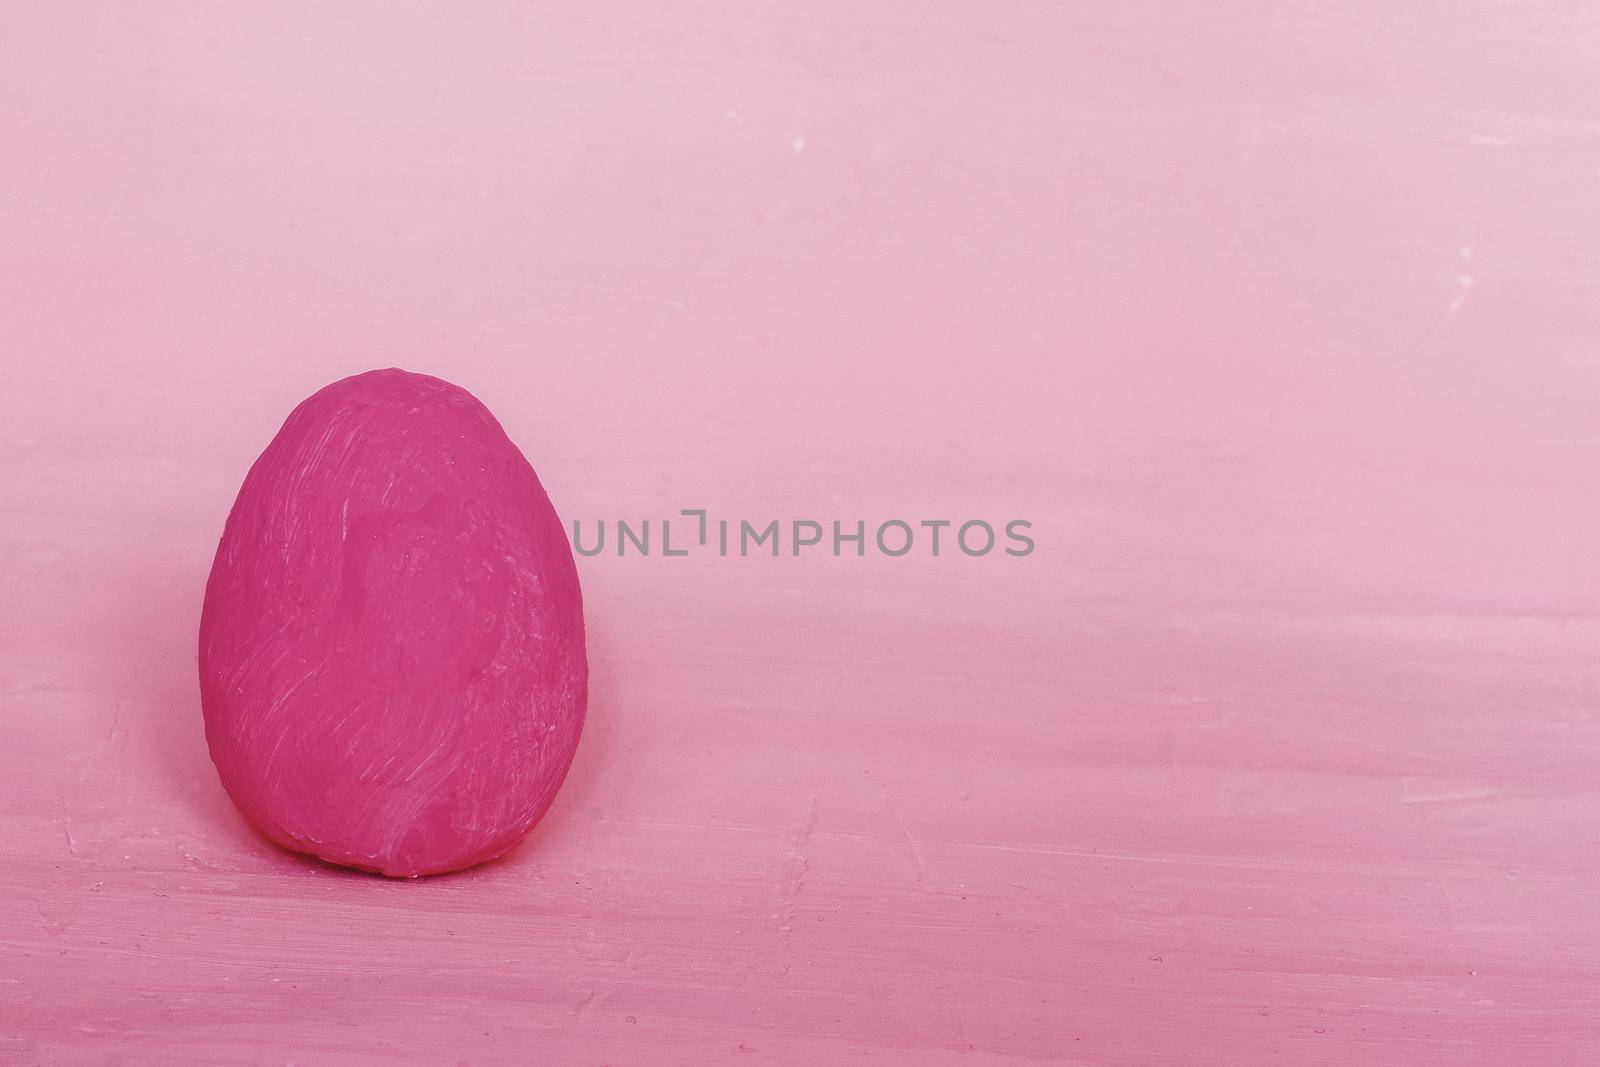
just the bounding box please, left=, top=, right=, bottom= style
left=199, top=369, right=587, bottom=877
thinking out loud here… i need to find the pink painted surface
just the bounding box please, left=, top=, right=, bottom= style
left=201, top=369, right=587, bottom=878
left=2, top=2, right=1597, bottom=1062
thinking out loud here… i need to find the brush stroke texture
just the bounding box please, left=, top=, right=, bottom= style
left=199, top=369, right=587, bottom=877
left=2, top=0, right=1599, bottom=1062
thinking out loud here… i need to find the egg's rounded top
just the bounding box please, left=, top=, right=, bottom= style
left=199, top=368, right=587, bottom=877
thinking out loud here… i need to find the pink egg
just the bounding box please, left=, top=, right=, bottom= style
left=199, top=369, right=587, bottom=877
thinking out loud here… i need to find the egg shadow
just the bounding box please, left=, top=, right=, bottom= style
left=110, top=543, right=288, bottom=865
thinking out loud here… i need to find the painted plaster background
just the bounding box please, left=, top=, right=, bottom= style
left=2, top=2, right=1598, bottom=1062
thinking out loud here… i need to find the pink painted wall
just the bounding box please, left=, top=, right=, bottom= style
left=3, top=2, right=1598, bottom=1062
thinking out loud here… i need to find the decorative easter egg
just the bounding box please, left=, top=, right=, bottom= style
left=199, top=369, right=587, bottom=877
